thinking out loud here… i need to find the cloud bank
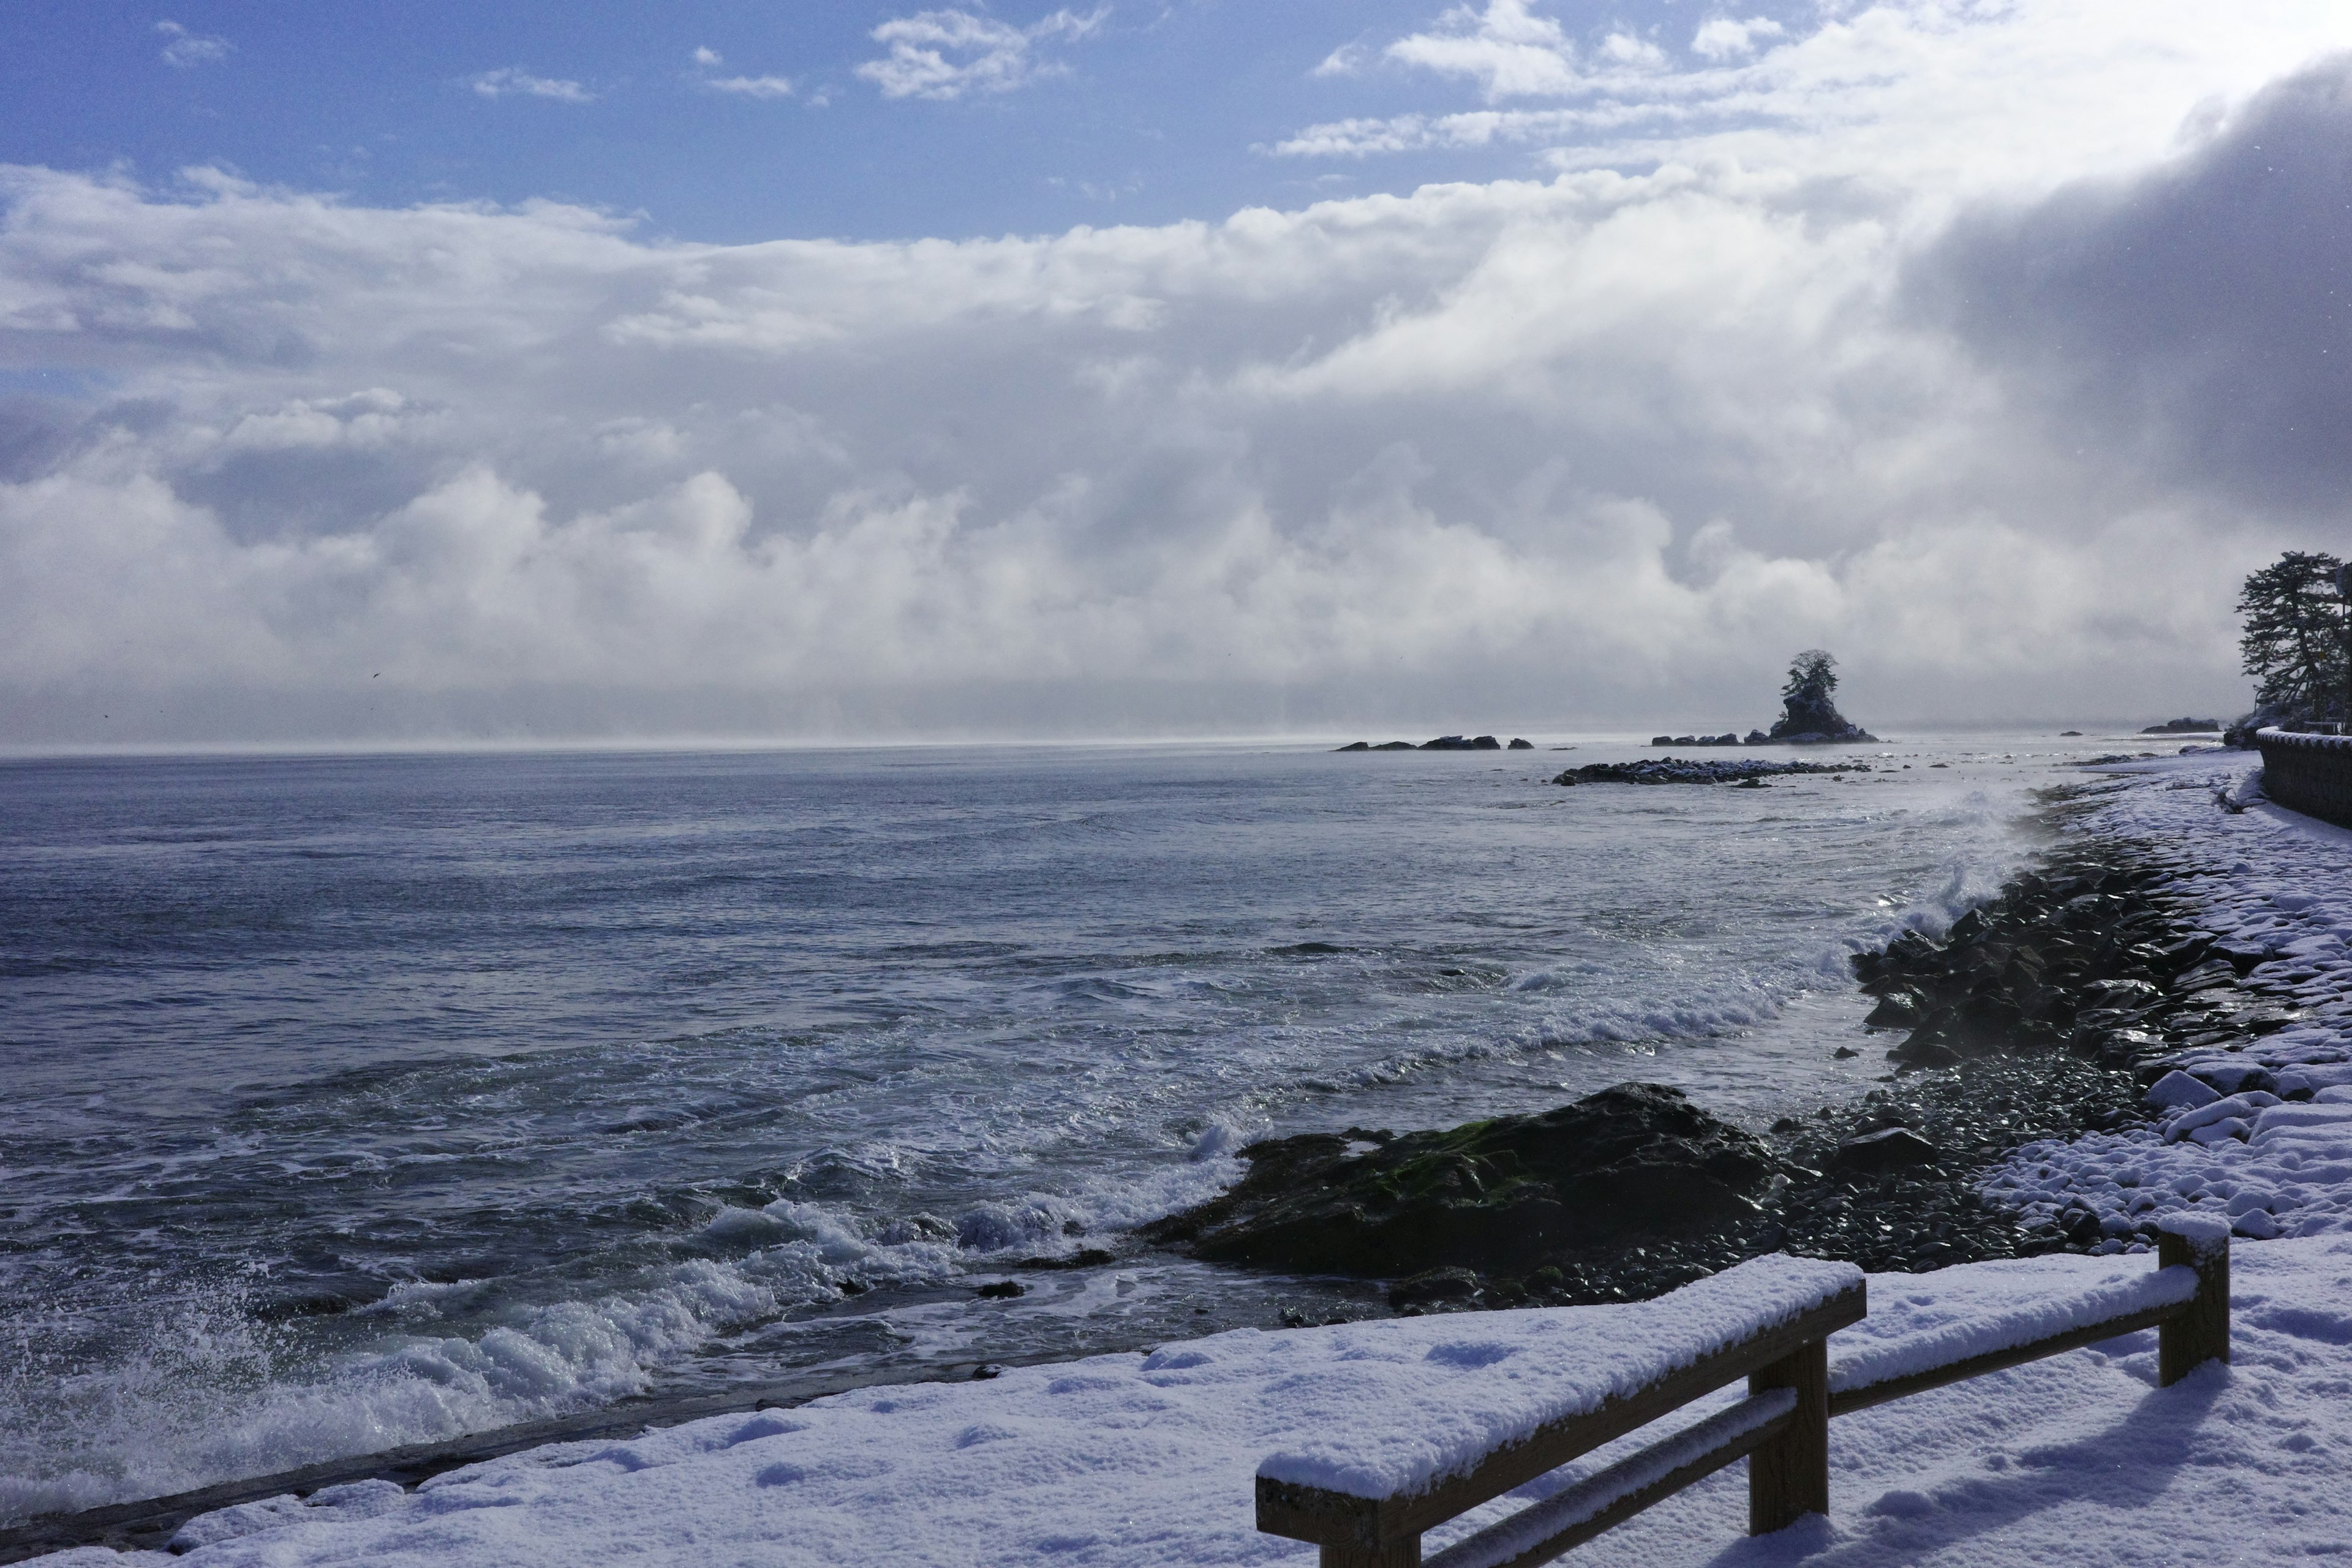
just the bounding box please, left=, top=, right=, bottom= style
left=2, top=1, right=2347, bottom=744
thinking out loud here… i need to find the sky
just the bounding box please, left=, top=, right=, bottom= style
left=2, top=1, right=2350, bottom=744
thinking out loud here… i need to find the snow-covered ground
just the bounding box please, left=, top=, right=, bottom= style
left=37, top=752, right=2352, bottom=1567
left=1986, top=752, right=2352, bottom=1248
left=32, top=1237, right=2352, bottom=1567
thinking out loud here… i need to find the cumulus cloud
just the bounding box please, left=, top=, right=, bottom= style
left=156, top=20, right=230, bottom=68
left=1377, top=0, right=1581, bottom=102
left=470, top=67, right=594, bottom=103
left=856, top=7, right=1107, bottom=101
left=1692, top=17, right=1784, bottom=62
left=4, top=2, right=2351, bottom=743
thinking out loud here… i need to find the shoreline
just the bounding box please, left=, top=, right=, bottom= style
left=4, top=764, right=2262, bottom=1559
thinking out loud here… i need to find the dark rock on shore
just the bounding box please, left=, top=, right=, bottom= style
left=1137, top=1084, right=1781, bottom=1278
left=1853, top=821, right=2291, bottom=1080
left=1140, top=1051, right=2144, bottom=1306
left=2141, top=718, right=2222, bottom=734
left=1556, top=758, right=1870, bottom=786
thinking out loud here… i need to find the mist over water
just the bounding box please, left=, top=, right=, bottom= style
left=0, top=733, right=2114, bottom=1518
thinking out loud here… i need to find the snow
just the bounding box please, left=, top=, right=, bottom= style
left=1254, top=1254, right=1858, bottom=1499
left=40, top=1235, right=2352, bottom=1568
left=1825, top=1257, right=2195, bottom=1396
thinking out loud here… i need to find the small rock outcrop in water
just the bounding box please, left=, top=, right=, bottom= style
left=1137, top=1084, right=1779, bottom=1278
left=1646, top=650, right=1877, bottom=746
left=1768, top=649, right=1877, bottom=743
left=1555, top=758, right=1869, bottom=785
left=2140, top=717, right=2222, bottom=734
left=1335, top=735, right=1532, bottom=752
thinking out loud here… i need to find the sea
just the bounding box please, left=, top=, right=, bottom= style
left=0, top=729, right=2146, bottom=1521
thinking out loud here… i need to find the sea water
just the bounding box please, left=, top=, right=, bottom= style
left=0, top=731, right=2150, bottom=1518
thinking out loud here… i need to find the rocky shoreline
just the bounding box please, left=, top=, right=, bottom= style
left=1143, top=787, right=2258, bottom=1310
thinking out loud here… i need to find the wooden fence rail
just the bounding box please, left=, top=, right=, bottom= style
left=1257, top=1223, right=2230, bottom=1568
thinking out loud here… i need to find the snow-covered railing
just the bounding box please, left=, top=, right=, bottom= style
left=1254, top=1256, right=1866, bottom=1568
left=2256, top=726, right=2352, bottom=829
left=1828, top=1217, right=2228, bottom=1416
left=1254, top=1223, right=2230, bottom=1568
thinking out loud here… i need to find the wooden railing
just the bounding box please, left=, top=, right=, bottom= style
left=1256, top=1224, right=2230, bottom=1568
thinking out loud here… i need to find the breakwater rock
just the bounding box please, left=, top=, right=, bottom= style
left=1855, top=833, right=2297, bottom=1080
left=1556, top=758, right=1871, bottom=786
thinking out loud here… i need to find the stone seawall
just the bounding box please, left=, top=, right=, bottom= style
left=2256, top=727, right=2352, bottom=828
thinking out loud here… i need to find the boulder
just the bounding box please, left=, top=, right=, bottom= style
left=2144, top=1070, right=2220, bottom=1110
left=1137, top=1083, right=1781, bottom=1279
left=1830, top=1126, right=1942, bottom=1172
left=1507, top=737, right=1534, bottom=750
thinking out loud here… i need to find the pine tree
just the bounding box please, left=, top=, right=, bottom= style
left=1783, top=649, right=1838, bottom=706
left=2237, top=552, right=2350, bottom=726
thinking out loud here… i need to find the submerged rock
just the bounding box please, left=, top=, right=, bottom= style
left=1137, top=1083, right=1781, bottom=1278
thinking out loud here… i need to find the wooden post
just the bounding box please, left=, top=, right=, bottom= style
left=1319, top=1543, right=1419, bottom=1568
left=2158, top=1224, right=2230, bottom=1385
left=1747, top=1336, right=1830, bottom=1534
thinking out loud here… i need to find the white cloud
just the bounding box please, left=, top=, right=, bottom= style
left=1381, top=0, right=1581, bottom=102
left=707, top=74, right=795, bottom=99
left=1692, top=16, right=1786, bottom=62
left=6, top=5, right=2352, bottom=742
left=470, top=67, right=594, bottom=104
left=155, top=20, right=230, bottom=68
left=219, top=390, right=428, bottom=453
left=856, top=7, right=1107, bottom=102
left=1275, top=0, right=2346, bottom=198
left=689, top=45, right=793, bottom=99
